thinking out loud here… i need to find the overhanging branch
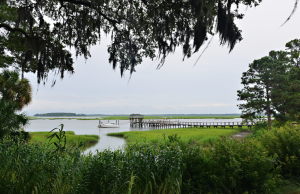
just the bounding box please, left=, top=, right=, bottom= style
left=58, top=0, right=120, bottom=25
left=0, top=23, right=31, bottom=39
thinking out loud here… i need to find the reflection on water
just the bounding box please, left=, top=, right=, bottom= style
left=25, top=118, right=242, bottom=154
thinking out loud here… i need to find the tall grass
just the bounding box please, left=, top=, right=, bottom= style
left=2, top=124, right=300, bottom=193
left=108, top=126, right=246, bottom=145
left=0, top=136, right=182, bottom=193
left=30, top=131, right=99, bottom=149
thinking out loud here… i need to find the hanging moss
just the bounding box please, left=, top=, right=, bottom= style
left=1, top=0, right=263, bottom=82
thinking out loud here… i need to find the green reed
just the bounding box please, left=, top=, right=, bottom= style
left=2, top=124, right=300, bottom=193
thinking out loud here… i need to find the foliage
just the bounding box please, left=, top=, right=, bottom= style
left=0, top=129, right=287, bottom=194
left=82, top=142, right=182, bottom=194
left=0, top=0, right=262, bottom=82
left=258, top=123, right=300, bottom=178
left=0, top=69, right=32, bottom=109
left=285, top=38, right=300, bottom=68
left=182, top=138, right=280, bottom=193
left=271, top=39, right=300, bottom=124
left=9, top=131, right=30, bottom=141
left=238, top=39, right=300, bottom=126
left=0, top=99, right=28, bottom=138
left=0, top=1, right=74, bottom=84
left=237, top=51, right=287, bottom=129
left=0, top=136, right=84, bottom=193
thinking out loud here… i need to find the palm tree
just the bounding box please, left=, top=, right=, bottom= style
left=0, top=99, right=29, bottom=138
left=0, top=69, right=32, bottom=110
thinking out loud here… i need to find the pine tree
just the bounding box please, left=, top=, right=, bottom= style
left=237, top=51, right=287, bottom=129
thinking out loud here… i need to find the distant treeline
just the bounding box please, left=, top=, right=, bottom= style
left=34, top=113, right=86, bottom=117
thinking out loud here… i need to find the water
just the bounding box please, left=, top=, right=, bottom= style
left=25, top=118, right=243, bottom=154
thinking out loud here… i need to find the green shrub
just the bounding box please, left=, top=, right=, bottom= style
left=182, top=138, right=280, bottom=194
left=259, top=123, right=300, bottom=178
left=9, top=131, right=30, bottom=141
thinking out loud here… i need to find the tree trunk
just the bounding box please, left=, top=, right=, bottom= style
left=266, top=85, right=271, bottom=130
left=21, top=63, right=24, bottom=80
left=267, top=106, right=271, bottom=130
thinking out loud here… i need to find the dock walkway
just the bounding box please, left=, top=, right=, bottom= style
left=130, top=120, right=254, bottom=130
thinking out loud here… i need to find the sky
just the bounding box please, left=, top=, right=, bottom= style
left=23, top=0, right=300, bottom=116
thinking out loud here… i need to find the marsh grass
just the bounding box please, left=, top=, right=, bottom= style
left=2, top=124, right=300, bottom=193
left=108, top=126, right=247, bottom=145
left=29, top=131, right=99, bottom=149
left=0, top=136, right=182, bottom=194
left=3, top=124, right=300, bottom=194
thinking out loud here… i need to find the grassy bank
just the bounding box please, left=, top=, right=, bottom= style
left=108, top=126, right=247, bottom=145
left=29, top=131, right=99, bottom=149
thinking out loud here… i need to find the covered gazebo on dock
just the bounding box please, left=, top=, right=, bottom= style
left=129, top=114, right=144, bottom=127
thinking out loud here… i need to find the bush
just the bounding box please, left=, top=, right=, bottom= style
left=9, top=131, right=30, bottom=141
left=259, top=123, right=300, bottom=178
left=182, top=138, right=280, bottom=194
left=0, top=99, right=29, bottom=138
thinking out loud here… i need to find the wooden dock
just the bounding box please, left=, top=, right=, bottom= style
left=130, top=119, right=254, bottom=130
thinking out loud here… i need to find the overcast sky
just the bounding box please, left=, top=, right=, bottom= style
left=23, top=0, right=300, bottom=116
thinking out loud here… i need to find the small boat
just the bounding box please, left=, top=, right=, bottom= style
left=98, top=122, right=120, bottom=128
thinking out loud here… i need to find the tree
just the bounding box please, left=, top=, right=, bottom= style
left=0, top=0, right=263, bottom=84
left=0, top=69, right=32, bottom=109
left=237, top=51, right=287, bottom=130
left=0, top=99, right=29, bottom=138
left=271, top=39, right=300, bottom=124
left=0, top=2, right=74, bottom=85
left=285, top=39, right=300, bottom=68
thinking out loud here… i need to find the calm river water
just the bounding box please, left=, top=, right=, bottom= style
left=25, top=118, right=243, bottom=154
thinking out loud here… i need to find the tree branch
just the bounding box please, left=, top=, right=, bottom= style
left=58, top=0, right=120, bottom=25
left=0, top=23, right=31, bottom=39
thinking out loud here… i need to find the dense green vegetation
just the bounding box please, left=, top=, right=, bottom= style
left=34, top=113, right=87, bottom=117
left=1, top=124, right=300, bottom=193
left=0, top=70, right=32, bottom=110
left=30, top=131, right=99, bottom=149
left=238, top=39, right=300, bottom=127
left=0, top=99, right=29, bottom=138
left=107, top=126, right=247, bottom=145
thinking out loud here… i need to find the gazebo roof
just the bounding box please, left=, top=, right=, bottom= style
left=129, top=116, right=144, bottom=118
